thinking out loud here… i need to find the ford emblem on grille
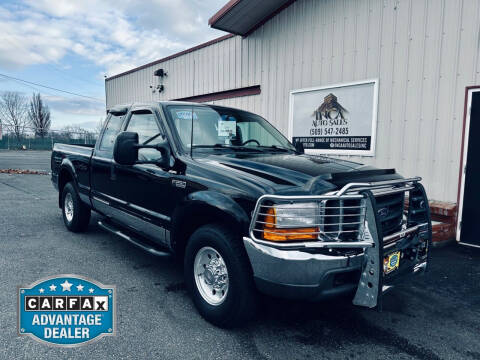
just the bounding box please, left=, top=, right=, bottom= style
left=378, top=207, right=389, bottom=218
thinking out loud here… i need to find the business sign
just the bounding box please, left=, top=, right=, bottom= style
left=18, top=274, right=116, bottom=347
left=288, top=79, right=378, bottom=156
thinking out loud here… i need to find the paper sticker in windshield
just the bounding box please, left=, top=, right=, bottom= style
left=175, top=111, right=198, bottom=120
left=218, top=120, right=236, bottom=137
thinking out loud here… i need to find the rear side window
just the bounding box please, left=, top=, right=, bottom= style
left=99, top=114, right=124, bottom=153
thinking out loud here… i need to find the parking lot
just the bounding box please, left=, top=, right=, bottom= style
left=0, top=150, right=51, bottom=172
left=1, top=150, right=479, bottom=359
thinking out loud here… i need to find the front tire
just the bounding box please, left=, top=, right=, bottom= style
left=184, top=223, right=257, bottom=327
left=61, top=182, right=91, bottom=232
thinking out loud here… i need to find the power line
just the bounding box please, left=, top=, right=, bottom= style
left=2, top=72, right=101, bottom=105
left=1, top=75, right=57, bottom=98
left=0, top=73, right=104, bottom=102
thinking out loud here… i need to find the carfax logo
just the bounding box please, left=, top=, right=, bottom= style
left=18, top=275, right=115, bottom=347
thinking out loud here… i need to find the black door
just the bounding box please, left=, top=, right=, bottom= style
left=113, top=109, right=175, bottom=246
left=91, top=112, right=125, bottom=216
left=460, top=91, right=480, bottom=245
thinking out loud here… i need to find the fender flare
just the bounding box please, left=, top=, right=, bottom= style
left=170, top=190, right=251, bottom=252
left=57, top=159, right=77, bottom=207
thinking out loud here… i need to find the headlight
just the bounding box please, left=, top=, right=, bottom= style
left=273, top=203, right=318, bottom=228
left=262, top=203, right=318, bottom=242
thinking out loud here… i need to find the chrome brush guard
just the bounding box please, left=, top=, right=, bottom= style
left=248, top=176, right=431, bottom=309
left=249, top=177, right=426, bottom=249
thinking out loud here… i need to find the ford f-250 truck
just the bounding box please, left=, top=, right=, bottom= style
left=51, top=102, right=432, bottom=327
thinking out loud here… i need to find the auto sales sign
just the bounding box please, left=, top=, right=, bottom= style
left=289, top=79, right=378, bottom=156
left=18, top=275, right=115, bottom=347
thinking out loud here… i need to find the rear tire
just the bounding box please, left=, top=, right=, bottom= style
left=61, top=182, right=91, bottom=232
left=184, top=223, right=257, bottom=328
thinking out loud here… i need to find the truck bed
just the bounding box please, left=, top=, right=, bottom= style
left=51, top=143, right=94, bottom=195
left=53, top=143, right=95, bottom=155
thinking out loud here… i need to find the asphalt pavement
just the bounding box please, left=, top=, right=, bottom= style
left=0, top=150, right=52, bottom=171
left=1, top=150, right=479, bottom=359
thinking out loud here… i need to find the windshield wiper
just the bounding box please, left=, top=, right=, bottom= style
left=192, top=144, right=232, bottom=149
left=256, top=145, right=293, bottom=152
left=192, top=144, right=263, bottom=152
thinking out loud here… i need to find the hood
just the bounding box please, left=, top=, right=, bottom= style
left=189, top=152, right=403, bottom=197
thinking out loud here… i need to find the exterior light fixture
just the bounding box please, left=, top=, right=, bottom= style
left=154, top=69, right=167, bottom=77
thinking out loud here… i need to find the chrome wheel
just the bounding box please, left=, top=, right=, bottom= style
left=194, top=246, right=229, bottom=306
left=64, top=192, right=74, bottom=222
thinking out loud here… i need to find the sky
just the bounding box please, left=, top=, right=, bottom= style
left=0, top=0, right=227, bottom=131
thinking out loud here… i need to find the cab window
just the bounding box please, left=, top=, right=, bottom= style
left=126, top=111, right=164, bottom=161
left=99, top=113, right=124, bottom=154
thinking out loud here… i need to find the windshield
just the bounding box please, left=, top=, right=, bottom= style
left=166, top=105, right=296, bottom=152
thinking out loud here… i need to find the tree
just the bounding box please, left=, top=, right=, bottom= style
left=28, top=93, right=51, bottom=138
left=95, top=117, right=105, bottom=135
left=61, top=125, right=86, bottom=139
left=59, top=125, right=96, bottom=144
left=0, top=92, right=28, bottom=146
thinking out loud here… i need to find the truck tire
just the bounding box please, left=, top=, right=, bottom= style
left=184, top=223, right=257, bottom=327
left=61, top=182, right=91, bottom=232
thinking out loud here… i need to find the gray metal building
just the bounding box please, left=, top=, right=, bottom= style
left=105, top=0, right=480, bottom=241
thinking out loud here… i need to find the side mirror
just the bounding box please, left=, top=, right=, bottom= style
left=113, top=131, right=172, bottom=169
left=114, top=132, right=139, bottom=165
left=294, top=140, right=305, bottom=154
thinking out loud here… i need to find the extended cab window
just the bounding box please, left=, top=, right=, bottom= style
left=126, top=111, right=164, bottom=161
left=99, top=113, right=124, bottom=153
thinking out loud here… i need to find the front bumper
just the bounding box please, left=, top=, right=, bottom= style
left=243, top=237, right=365, bottom=300
left=244, top=232, right=428, bottom=301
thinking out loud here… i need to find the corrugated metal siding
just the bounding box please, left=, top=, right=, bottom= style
left=105, top=0, right=480, bottom=203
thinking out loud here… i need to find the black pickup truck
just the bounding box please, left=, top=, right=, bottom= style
left=51, top=102, right=432, bottom=327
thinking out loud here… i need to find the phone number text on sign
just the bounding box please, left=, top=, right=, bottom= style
left=293, top=136, right=371, bottom=150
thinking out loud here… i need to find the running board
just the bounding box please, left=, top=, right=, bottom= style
left=98, top=220, right=171, bottom=257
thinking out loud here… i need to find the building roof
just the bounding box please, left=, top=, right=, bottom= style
left=105, top=34, right=234, bottom=81
left=106, top=0, right=296, bottom=81
left=209, top=0, right=296, bottom=36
